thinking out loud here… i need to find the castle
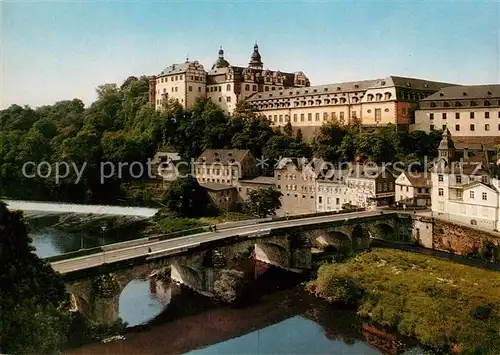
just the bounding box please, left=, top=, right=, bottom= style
left=148, top=43, right=310, bottom=114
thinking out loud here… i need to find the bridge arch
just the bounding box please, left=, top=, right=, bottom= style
left=254, top=242, right=290, bottom=270
left=316, top=231, right=352, bottom=253
left=373, top=222, right=396, bottom=241
left=170, top=263, right=203, bottom=291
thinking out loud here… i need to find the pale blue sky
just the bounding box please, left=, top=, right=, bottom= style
left=2, top=0, right=499, bottom=108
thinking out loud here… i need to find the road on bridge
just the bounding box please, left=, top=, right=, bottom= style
left=51, top=210, right=386, bottom=274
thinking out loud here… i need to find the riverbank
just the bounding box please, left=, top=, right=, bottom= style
left=308, top=248, right=500, bottom=354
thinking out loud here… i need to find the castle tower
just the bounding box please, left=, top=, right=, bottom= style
left=437, top=127, right=455, bottom=166
left=248, top=42, right=263, bottom=70
left=213, top=46, right=230, bottom=69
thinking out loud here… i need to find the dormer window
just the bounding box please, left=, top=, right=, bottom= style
left=424, top=84, right=429, bottom=88
left=487, top=91, right=492, bottom=96
left=324, top=88, right=328, bottom=92
left=354, top=84, right=359, bottom=89
left=406, top=82, right=411, bottom=87
left=337, top=87, right=341, bottom=91
left=463, top=92, right=467, bottom=96
left=440, top=93, right=444, bottom=97
left=484, top=100, right=491, bottom=106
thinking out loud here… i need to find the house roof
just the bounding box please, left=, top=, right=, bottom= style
left=461, top=181, right=498, bottom=194
left=239, top=176, right=275, bottom=185
left=275, top=157, right=326, bottom=175
left=200, top=182, right=236, bottom=191
left=399, top=172, right=431, bottom=188
left=422, top=84, right=500, bottom=101
left=158, top=61, right=201, bottom=76
left=196, top=149, right=251, bottom=165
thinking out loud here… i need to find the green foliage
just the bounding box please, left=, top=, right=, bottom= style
left=156, top=217, right=207, bottom=234
left=161, top=175, right=215, bottom=218
left=244, top=188, right=283, bottom=218
left=310, top=248, right=500, bottom=354
left=213, top=270, right=247, bottom=303
left=0, top=201, right=70, bottom=354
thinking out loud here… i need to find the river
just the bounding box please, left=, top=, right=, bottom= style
left=28, top=216, right=427, bottom=355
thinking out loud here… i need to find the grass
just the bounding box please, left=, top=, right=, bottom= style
left=199, top=212, right=255, bottom=225
left=155, top=217, right=207, bottom=234
left=309, top=248, right=500, bottom=354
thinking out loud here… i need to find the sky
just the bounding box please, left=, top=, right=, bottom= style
left=2, top=0, right=499, bottom=109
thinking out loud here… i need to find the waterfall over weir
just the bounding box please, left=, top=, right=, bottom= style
left=3, top=200, right=159, bottom=218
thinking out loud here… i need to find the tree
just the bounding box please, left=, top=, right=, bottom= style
left=0, top=201, right=70, bottom=354
left=161, top=175, right=214, bottom=217
left=244, top=188, right=283, bottom=218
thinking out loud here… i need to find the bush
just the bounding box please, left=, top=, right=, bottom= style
left=311, top=264, right=364, bottom=305
left=156, top=217, right=206, bottom=234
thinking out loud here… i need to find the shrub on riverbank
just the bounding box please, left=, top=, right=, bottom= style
left=308, top=248, right=500, bottom=354
left=155, top=216, right=207, bottom=234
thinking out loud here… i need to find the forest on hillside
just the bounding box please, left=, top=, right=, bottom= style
left=0, top=75, right=442, bottom=204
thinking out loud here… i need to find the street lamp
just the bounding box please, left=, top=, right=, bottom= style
left=101, top=226, right=107, bottom=264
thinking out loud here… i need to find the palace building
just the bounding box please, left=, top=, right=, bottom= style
left=412, top=84, right=500, bottom=147
left=247, top=76, right=456, bottom=139
left=148, top=43, right=310, bottom=114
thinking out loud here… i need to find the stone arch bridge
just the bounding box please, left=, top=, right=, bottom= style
left=62, top=213, right=412, bottom=326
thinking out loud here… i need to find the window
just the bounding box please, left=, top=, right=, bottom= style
left=308, top=113, right=312, bottom=121
left=470, top=124, right=475, bottom=131
left=438, top=174, right=443, bottom=182
left=340, top=112, right=345, bottom=120
left=294, top=114, right=298, bottom=122
left=279, top=115, right=283, bottom=122
left=470, top=191, right=475, bottom=199
left=442, top=113, right=447, bottom=119
left=455, top=112, right=460, bottom=119
left=430, top=113, right=434, bottom=120
left=175, top=87, right=178, bottom=92
left=485, top=112, right=490, bottom=119
left=352, top=111, right=357, bottom=119
left=198, top=87, right=201, bottom=92
left=438, top=188, right=444, bottom=196
left=252, top=85, right=257, bottom=91
left=375, top=109, right=381, bottom=123
left=482, top=176, right=488, bottom=184
left=456, top=175, right=462, bottom=183
left=323, top=112, right=328, bottom=121
left=319, top=196, right=322, bottom=203
left=218, top=97, right=222, bottom=102
left=457, top=190, right=463, bottom=199
left=442, top=125, right=446, bottom=130
left=245, top=84, right=250, bottom=90
left=226, top=96, right=231, bottom=102
left=300, top=113, right=304, bottom=122
left=226, top=84, right=231, bottom=91
left=455, top=124, right=460, bottom=131
left=470, top=112, right=475, bottom=119
left=315, top=112, right=320, bottom=121
left=188, top=86, right=193, bottom=92
left=336, top=198, right=340, bottom=205
left=430, top=125, right=435, bottom=131
left=485, top=124, right=490, bottom=131
left=482, top=192, right=487, bottom=201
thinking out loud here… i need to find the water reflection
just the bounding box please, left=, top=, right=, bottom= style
left=119, top=279, right=172, bottom=327
left=26, top=215, right=148, bottom=258
left=188, top=316, right=381, bottom=355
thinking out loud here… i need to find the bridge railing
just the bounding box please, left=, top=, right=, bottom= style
left=45, top=246, right=104, bottom=263
left=259, top=208, right=366, bottom=224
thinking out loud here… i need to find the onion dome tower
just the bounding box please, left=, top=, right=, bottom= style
left=212, top=46, right=230, bottom=69
left=248, top=42, right=263, bottom=70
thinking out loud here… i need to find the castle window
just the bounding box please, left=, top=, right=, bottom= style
left=470, top=100, right=477, bottom=106
left=443, top=102, right=450, bottom=107
left=265, top=86, right=269, bottom=92
left=189, top=86, right=193, bottom=92
left=430, top=102, right=436, bottom=108
left=323, top=112, right=328, bottom=121
left=227, top=96, right=231, bottom=102
left=442, top=113, right=447, bottom=119
left=485, top=112, right=490, bottom=119
left=484, top=100, right=491, bottom=106
left=438, top=188, right=444, bottom=196
left=455, top=112, right=460, bottom=119
left=315, top=113, right=320, bottom=121
left=226, top=84, right=231, bottom=91
left=470, top=112, right=475, bottom=119
left=271, top=87, right=276, bottom=91
left=376, top=93, right=382, bottom=101
left=367, top=94, right=374, bottom=101
left=470, top=124, right=475, bottom=131
left=485, top=124, right=490, bottom=131
left=198, top=87, right=201, bottom=92
left=300, top=113, right=304, bottom=122
left=245, top=84, right=250, bottom=90
left=294, top=114, right=297, bottom=122
left=308, top=113, right=312, bottom=121
left=470, top=191, right=475, bottom=199
left=455, top=124, right=460, bottom=131
left=455, top=101, right=462, bottom=107
left=438, top=174, right=443, bottom=182
left=384, top=92, right=391, bottom=100
left=482, top=192, right=487, bottom=201
left=252, top=85, right=257, bottom=91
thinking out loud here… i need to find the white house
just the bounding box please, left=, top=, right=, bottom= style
left=395, top=171, right=431, bottom=206
left=431, top=129, right=499, bottom=231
